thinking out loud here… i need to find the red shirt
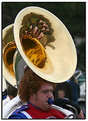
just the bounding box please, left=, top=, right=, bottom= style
left=25, top=103, right=66, bottom=119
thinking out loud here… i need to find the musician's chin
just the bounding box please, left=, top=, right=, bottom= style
left=46, top=103, right=52, bottom=110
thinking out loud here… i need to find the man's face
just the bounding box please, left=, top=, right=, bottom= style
left=30, top=82, right=54, bottom=111
left=58, top=90, right=65, bottom=99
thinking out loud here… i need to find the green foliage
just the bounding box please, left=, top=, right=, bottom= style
left=2, top=2, right=86, bottom=38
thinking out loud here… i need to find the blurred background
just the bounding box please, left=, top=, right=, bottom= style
left=2, top=2, right=86, bottom=116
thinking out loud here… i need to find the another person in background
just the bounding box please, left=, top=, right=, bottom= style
left=3, top=84, right=17, bottom=106
left=53, top=81, right=84, bottom=119
left=58, top=89, right=65, bottom=99
left=54, top=82, right=72, bottom=100
left=67, top=75, right=80, bottom=104
left=2, top=89, right=7, bottom=100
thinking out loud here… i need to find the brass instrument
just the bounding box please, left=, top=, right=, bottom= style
left=2, top=24, right=17, bottom=87
left=14, top=7, right=77, bottom=83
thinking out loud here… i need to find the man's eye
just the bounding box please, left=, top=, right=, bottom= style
left=42, top=90, right=54, bottom=94
left=42, top=90, right=48, bottom=94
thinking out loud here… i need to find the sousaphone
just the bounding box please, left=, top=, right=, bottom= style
left=2, top=24, right=17, bottom=87
left=14, top=6, right=77, bottom=83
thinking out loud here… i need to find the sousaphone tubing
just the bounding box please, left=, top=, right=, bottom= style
left=14, top=6, right=77, bottom=83
left=13, top=50, right=27, bottom=86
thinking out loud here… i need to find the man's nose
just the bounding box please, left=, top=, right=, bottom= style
left=48, top=91, right=54, bottom=99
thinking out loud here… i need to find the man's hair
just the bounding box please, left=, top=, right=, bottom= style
left=18, top=66, right=56, bottom=102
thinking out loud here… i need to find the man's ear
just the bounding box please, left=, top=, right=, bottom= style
left=29, top=94, right=35, bottom=101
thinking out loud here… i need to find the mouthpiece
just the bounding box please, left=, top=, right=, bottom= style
left=48, top=98, right=54, bottom=104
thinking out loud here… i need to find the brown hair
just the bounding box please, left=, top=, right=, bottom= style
left=18, top=66, right=56, bottom=102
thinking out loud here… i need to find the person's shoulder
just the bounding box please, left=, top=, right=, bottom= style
left=9, top=112, right=27, bottom=119
left=9, top=103, right=30, bottom=119
left=9, top=111, right=30, bottom=119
